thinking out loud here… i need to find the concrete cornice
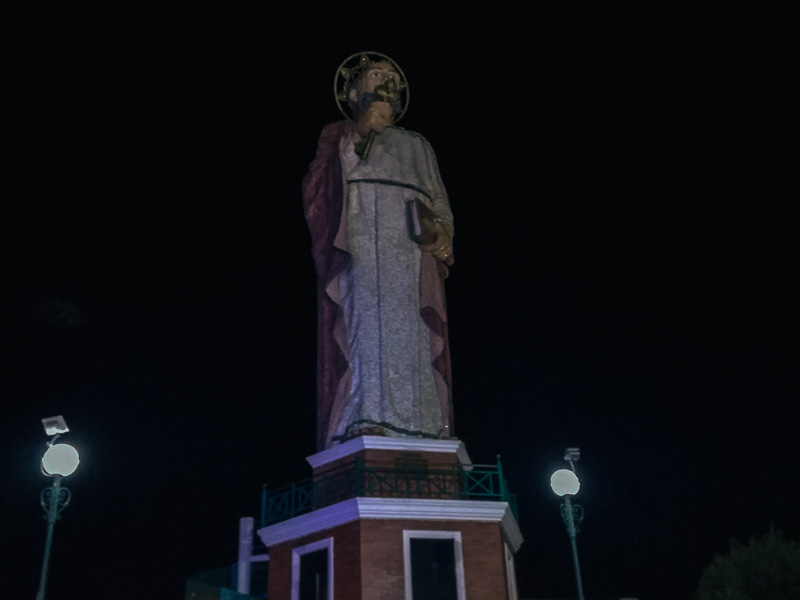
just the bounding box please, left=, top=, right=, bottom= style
left=306, top=436, right=472, bottom=469
left=256, top=497, right=523, bottom=553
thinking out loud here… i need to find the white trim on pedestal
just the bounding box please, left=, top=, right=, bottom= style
left=306, top=436, right=472, bottom=470
left=256, top=497, right=523, bottom=553
left=503, top=540, right=520, bottom=600
left=403, top=530, right=466, bottom=600
left=291, top=537, right=333, bottom=600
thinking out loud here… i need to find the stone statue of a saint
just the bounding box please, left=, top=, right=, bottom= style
left=302, top=52, right=455, bottom=450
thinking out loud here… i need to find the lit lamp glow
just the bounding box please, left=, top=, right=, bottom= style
left=550, top=468, right=580, bottom=496
left=42, top=444, right=80, bottom=477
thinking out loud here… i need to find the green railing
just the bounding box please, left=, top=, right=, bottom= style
left=261, top=457, right=517, bottom=527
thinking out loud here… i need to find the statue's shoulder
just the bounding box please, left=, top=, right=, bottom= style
left=388, top=126, right=432, bottom=148
left=320, top=120, right=350, bottom=138
left=313, top=121, right=351, bottom=156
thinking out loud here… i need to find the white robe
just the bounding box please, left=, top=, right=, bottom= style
left=331, top=127, right=453, bottom=442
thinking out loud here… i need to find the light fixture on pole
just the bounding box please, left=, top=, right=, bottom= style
left=36, top=416, right=80, bottom=600
left=550, top=447, right=585, bottom=600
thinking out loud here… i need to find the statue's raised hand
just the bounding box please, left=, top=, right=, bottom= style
left=355, top=101, right=393, bottom=138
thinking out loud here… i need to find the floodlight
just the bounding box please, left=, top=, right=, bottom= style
left=42, top=443, right=80, bottom=477
left=42, top=416, right=69, bottom=437
left=550, top=468, right=580, bottom=496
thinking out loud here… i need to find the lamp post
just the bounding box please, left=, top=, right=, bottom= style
left=37, top=416, right=80, bottom=600
left=550, top=447, right=585, bottom=600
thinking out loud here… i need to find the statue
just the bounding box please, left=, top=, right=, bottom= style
left=302, top=52, right=455, bottom=451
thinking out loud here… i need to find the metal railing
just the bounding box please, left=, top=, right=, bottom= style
left=261, top=457, right=517, bottom=527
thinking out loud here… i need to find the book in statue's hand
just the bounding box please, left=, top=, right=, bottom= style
left=407, top=197, right=438, bottom=245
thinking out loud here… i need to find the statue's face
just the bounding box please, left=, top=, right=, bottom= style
left=350, top=62, right=401, bottom=100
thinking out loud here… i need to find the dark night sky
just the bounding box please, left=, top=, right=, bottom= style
left=2, top=11, right=796, bottom=600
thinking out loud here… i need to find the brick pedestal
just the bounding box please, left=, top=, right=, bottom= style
left=258, top=437, right=522, bottom=600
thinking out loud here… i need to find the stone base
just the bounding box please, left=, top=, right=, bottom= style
left=306, top=435, right=472, bottom=478
left=258, top=437, right=522, bottom=599
left=262, top=509, right=516, bottom=600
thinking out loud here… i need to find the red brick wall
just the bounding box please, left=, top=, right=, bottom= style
left=266, top=538, right=292, bottom=600
left=267, top=518, right=509, bottom=599
left=459, top=521, right=507, bottom=599
left=333, top=521, right=362, bottom=600
left=360, top=519, right=507, bottom=600
left=266, top=521, right=361, bottom=600
left=312, top=447, right=461, bottom=479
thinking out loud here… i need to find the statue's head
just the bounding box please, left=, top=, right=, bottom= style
left=335, top=52, right=409, bottom=122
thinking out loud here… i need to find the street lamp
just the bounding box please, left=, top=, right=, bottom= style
left=36, top=416, right=80, bottom=600
left=550, top=447, right=585, bottom=600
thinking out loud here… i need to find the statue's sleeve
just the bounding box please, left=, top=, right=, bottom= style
left=419, top=136, right=453, bottom=228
